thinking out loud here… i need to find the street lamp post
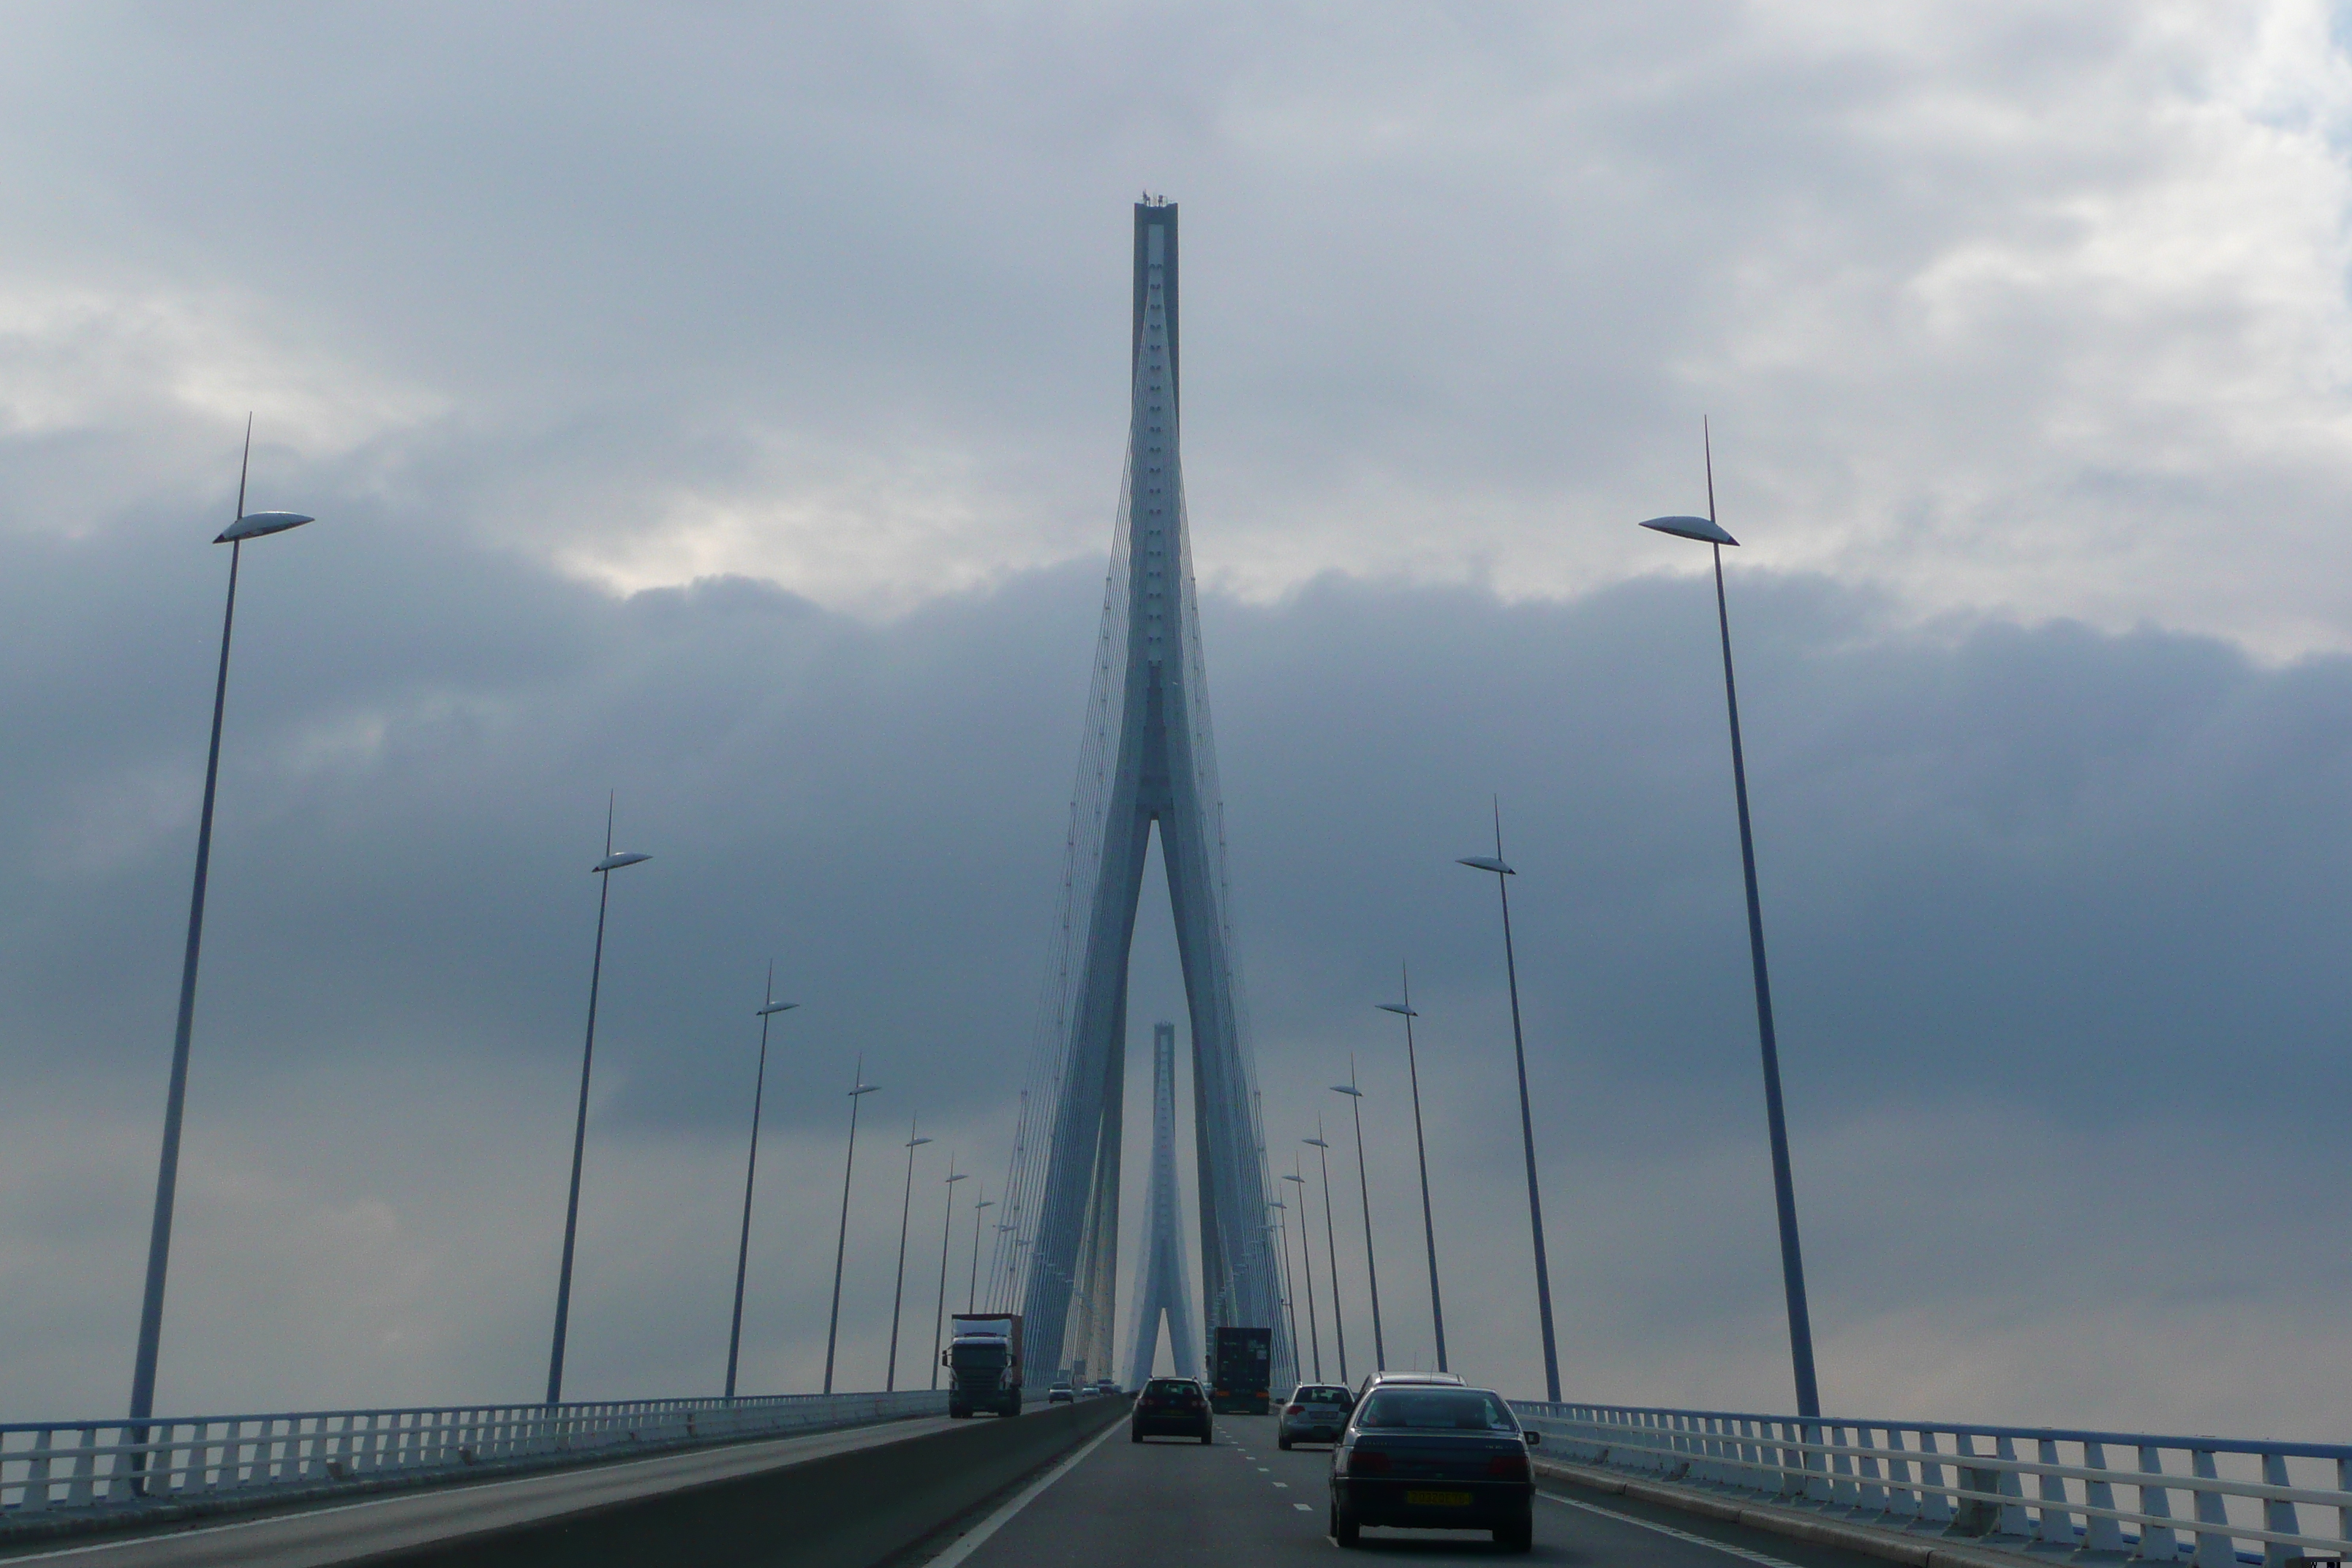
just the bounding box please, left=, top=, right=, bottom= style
left=129, top=423, right=314, bottom=1426
left=546, top=805, right=652, bottom=1406
left=968, top=1194, right=995, bottom=1312
left=1331, top=1063, right=1385, bottom=1372
left=1459, top=802, right=1562, bottom=1403
left=1638, top=426, right=1822, bottom=1419
left=1267, top=1202, right=1300, bottom=1383
left=1282, top=1169, right=1322, bottom=1382
left=931, top=1165, right=969, bottom=1390
left=886, top=1120, right=933, bottom=1391
left=1379, top=967, right=1447, bottom=1373
left=823, top=1064, right=881, bottom=1395
left=1303, top=1128, right=1348, bottom=1384
left=725, top=973, right=796, bottom=1400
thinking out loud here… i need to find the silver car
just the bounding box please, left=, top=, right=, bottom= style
left=1278, top=1382, right=1355, bottom=1449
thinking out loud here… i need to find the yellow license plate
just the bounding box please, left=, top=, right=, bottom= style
left=1406, top=1490, right=1474, bottom=1507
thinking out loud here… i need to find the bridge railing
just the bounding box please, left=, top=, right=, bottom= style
left=1515, top=1401, right=2352, bottom=1567
left=0, top=1390, right=946, bottom=1520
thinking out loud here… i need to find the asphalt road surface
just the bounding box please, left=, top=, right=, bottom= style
left=938, top=1413, right=1896, bottom=1568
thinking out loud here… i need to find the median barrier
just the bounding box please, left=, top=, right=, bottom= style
left=373, top=1392, right=1131, bottom=1567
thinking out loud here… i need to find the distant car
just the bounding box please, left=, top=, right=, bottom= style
left=1130, top=1376, right=1213, bottom=1444
left=1093, top=1379, right=1120, bottom=1398
left=1352, top=1369, right=1465, bottom=1403
left=1278, top=1383, right=1354, bottom=1450
left=1047, top=1382, right=1075, bottom=1404
left=1329, top=1384, right=1539, bottom=1553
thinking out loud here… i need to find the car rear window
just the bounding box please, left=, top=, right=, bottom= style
left=1297, top=1386, right=1350, bottom=1403
left=1146, top=1379, right=1197, bottom=1395
left=1356, top=1389, right=1518, bottom=1431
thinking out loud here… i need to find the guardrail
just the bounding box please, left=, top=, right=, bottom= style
left=1515, top=1401, right=2352, bottom=1567
left=0, top=1389, right=947, bottom=1524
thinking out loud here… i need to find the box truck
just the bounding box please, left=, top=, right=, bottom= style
left=1210, top=1325, right=1272, bottom=1414
left=943, top=1313, right=1025, bottom=1417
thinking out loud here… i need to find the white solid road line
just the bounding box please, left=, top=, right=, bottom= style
left=926, top=1419, right=1126, bottom=1568
left=1539, top=1490, right=1809, bottom=1568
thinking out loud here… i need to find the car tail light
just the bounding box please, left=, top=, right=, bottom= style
left=1349, top=1450, right=1391, bottom=1475
left=1286, top=1404, right=1304, bottom=1414
left=1487, top=1452, right=1530, bottom=1480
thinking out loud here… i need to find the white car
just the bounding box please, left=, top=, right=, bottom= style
left=1046, top=1381, right=1076, bottom=1404
left=1279, top=1383, right=1355, bottom=1449
left=1352, top=1369, right=1464, bottom=1403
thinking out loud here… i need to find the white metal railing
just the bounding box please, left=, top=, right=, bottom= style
left=0, top=1390, right=946, bottom=1520
left=1515, top=1401, right=2352, bottom=1567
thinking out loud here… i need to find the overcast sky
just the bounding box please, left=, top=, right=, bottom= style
left=1, top=1, right=2348, bottom=1444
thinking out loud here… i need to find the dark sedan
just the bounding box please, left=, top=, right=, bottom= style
left=1129, top=1376, right=1213, bottom=1444
left=1328, top=1385, right=1540, bottom=1551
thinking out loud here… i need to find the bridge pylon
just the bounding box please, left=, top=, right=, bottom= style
left=997, top=198, right=1290, bottom=1393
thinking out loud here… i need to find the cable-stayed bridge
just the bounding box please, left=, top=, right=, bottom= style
left=15, top=200, right=2346, bottom=1567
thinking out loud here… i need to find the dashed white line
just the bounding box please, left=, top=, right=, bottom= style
left=1272, top=1481, right=1289, bottom=1489
left=1539, top=1490, right=1809, bottom=1568
left=1294, top=1502, right=1313, bottom=1512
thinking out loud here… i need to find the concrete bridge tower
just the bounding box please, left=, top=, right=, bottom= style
left=996, top=200, right=1289, bottom=1390
left=1125, top=1022, right=1199, bottom=1383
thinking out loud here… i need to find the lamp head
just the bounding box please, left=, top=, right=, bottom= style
left=214, top=510, right=314, bottom=544
left=1303, top=1137, right=1330, bottom=1149
left=908, top=1135, right=933, bottom=1148
left=1457, top=856, right=1514, bottom=876
left=945, top=1171, right=969, bottom=1184
left=756, top=1000, right=798, bottom=1017
left=1331, top=1084, right=1363, bottom=1098
left=1376, top=1002, right=1418, bottom=1017
left=849, top=1082, right=881, bottom=1097
left=1282, top=1173, right=1305, bottom=1185
left=1638, top=514, right=1739, bottom=547
left=593, top=851, right=651, bottom=873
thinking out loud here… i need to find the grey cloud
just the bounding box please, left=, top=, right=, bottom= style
left=0, top=0, right=2346, bottom=1444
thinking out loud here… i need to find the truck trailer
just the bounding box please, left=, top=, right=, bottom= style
left=943, top=1313, right=1025, bottom=1417
left=1209, top=1325, right=1272, bottom=1414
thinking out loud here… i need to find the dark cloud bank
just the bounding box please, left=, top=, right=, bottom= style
left=0, top=515, right=2345, bottom=1436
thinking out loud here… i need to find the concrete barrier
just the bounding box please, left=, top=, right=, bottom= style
left=374, top=1395, right=1131, bottom=1567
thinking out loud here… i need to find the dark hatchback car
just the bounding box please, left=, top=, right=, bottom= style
left=1328, top=1386, right=1539, bottom=1552
left=1130, top=1376, right=1213, bottom=1444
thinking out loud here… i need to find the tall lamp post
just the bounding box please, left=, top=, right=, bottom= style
left=968, top=1194, right=995, bottom=1312
left=1282, top=1169, right=1322, bottom=1381
left=885, top=1120, right=933, bottom=1391
left=725, top=973, right=796, bottom=1400
left=1379, top=968, right=1447, bottom=1372
left=546, top=805, right=652, bottom=1406
left=1303, top=1128, right=1348, bottom=1384
left=1267, top=1202, right=1300, bottom=1374
left=931, top=1165, right=968, bottom=1389
left=823, top=1064, right=881, bottom=1394
left=1331, top=1063, right=1385, bottom=1372
left=129, top=425, right=314, bottom=1425
left=1638, top=428, right=1821, bottom=1419
left=1459, top=802, right=1562, bottom=1403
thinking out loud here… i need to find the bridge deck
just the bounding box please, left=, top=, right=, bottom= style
left=0, top=1414, right=960, bottom=1567
left=938, top=1413, right=1896, bottom=1568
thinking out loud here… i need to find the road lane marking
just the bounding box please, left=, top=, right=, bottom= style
left=1294, top=1503, right=1313, bottom=1512
left=927, top=1418, right=1126, bottom=1567
left=1538, top=1490, right=1808, bottom=1568
left=1273, top=1481, right=1289, bottom=1488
